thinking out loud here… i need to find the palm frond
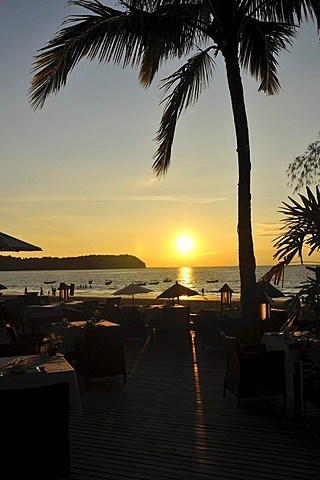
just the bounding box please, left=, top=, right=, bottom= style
left=239, top=17, right=296, bottom=95
left=273, top=186, right=320, bottom=263
left=266, top=0, right=320, bottom=27
left=29, top=4, right=129, bottom=109
left=29, top=0, right=206, bottom=109
left=152, top=48, right=215, bottom=177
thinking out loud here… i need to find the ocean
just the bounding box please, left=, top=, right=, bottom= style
left=0, top=264, right=315, bottom=300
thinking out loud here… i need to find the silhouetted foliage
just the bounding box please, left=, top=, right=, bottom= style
left=0, top=254, right=145, bottom=271
left=287, top=132, right=320, bottom=193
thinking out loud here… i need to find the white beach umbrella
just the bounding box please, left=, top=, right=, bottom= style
left=0, top=232, right=42, bottom=252
left=113, top=283, right=153, bottom=305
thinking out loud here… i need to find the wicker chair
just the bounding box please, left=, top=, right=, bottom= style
left=3, top=322, right=45, bottom=352
left=220, top=331, right=287, bottom=408
left=75, top=324, right=126, bottom=387
left=154, top=306, right=191, bottom=346
left=119, top=310, right=149, bottom=340
left=62, top=299, right=100, bottom=322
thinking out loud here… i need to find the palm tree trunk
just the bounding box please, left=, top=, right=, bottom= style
left=223, top=50, right=260, bottom=341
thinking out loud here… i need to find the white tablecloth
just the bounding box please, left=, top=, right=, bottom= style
left=0, top=354, right=82, bottom=414
left=262, top=332, right=302, bottom=373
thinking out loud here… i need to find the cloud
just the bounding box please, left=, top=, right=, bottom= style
left=255, top=222, right=282, bottom=237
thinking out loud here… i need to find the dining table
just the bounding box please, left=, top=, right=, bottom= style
left=262, top=331, right=320, bottom=414
left=0, top=353, right=82, bottom=414
left=48, top=319, right=121, bottom=355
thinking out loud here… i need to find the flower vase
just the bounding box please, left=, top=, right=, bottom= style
left=48, top=346, right=58, bottom=356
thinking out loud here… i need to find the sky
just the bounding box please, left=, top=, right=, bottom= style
left=1, top=1, right=320, bottom=268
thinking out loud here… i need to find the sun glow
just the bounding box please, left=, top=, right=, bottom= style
left=176, top=235, right=194, bottom=255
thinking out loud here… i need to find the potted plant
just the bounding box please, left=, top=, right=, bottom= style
left=40, top=332, right=64, bottom=356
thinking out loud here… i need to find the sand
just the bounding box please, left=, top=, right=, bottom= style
left=62, top=293, right=288, bottom=314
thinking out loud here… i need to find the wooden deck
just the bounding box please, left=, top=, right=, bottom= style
left=69, top=334, right=320, bottom=480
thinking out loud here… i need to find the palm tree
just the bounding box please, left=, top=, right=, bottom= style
left=28, top=0, right=320, bottom=338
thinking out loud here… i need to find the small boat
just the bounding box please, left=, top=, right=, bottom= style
left=133, top=281, right=147, bottom=286
left=149, top=280, right=159, bottom=285
left=105, top=280, right=112, bottom=285
left=44, top=280, right=56, bottom=284
left=206, top=279, right=219, bottom=283
left=163, top=278, right=172, bottom=283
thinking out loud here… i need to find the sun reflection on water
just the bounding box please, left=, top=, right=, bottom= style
left=177, top=266, right=195, bottom=288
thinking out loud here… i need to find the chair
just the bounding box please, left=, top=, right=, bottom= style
left=105, top=297, right=121, bottom=308
left=2, top=297, right=25, bottom=329
left=193, top=309, right=246, bottom=349
left=3, top=322, right=45, bottom=352
left=62, top=299, right=100, bottom=322
left=0, top=341, right=39, bottom=356
left=75, top=324, right=126, bottom=387
left=220, top=331, right=287, bottom=408
left=0, top=382, right=71, bottom=479
left=154, top=306, right=191, bottom=346
left=193, top=309, right=222, bottom=349
left=119, top=310, right=149, bottom=340
left=100, top=298, right=123, bottom=323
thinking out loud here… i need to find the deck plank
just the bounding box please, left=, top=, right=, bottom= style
left=69, top=334, right=320, bottom=479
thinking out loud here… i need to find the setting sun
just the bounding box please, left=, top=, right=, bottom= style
left=176, top=235, right=194, bottom=254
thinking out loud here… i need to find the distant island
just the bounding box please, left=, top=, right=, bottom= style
left=0, top=254, right=146, bottom=271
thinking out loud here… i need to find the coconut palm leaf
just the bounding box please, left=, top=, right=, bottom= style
left=273, top=186, right=320, bottom=263
left=153, top=49, right=215, bottom=175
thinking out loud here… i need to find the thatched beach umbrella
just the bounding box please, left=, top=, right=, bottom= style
left=256, top=280, right=285, bottom=298
left=157, top=281, right=200, bottom=304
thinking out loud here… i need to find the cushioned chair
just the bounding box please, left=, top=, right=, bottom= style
left=75, top=324, right=126, bottom=387
left=220, top=331, right=287, bottom=408
left=0, top=381, right=71, bottom=479
left=154, top=306, right=191, bottom=346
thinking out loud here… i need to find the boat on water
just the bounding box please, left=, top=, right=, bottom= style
left=149, top=280, right=159, bottom=285
left=206, top=279, right=219, bottom=283
left=43, top=280, right=56, bottom=284
left=133, top=281, right=147, bottom=286
left=105, top=280, right=112, bottom=285
left=163, top=278, right=172, bottom=283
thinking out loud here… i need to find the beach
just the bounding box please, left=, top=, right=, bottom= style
left=63, top=293, right=288, bottom=314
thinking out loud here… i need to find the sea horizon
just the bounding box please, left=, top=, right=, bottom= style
left=0, top=264, right=316, bottom=300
